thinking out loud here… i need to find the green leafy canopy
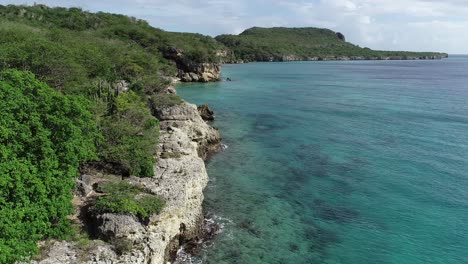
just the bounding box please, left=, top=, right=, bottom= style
left=0, top=70, right=99, bottom=263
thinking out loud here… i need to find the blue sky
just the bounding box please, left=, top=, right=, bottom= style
left=2, top=0, right=467, bottom=53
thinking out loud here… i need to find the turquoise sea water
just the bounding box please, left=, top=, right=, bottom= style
left=177, top=56, right=468, bottom=264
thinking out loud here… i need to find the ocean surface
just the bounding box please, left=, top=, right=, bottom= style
left=177, top=56, right=468, bottom=264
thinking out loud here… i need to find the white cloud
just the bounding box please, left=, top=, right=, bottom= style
left=278, top=0, right=468, bottom=53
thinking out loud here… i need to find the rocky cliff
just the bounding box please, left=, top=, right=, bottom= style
left=163, top=47, right=221, bottom=82
left=30, top=93, right=221, bottom=264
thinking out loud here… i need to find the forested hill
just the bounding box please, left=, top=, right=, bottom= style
left=216, top=27, right=448, bottom=62
left=0, top=4, right=225, bottom=64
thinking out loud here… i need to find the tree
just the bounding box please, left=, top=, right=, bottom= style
left=98, top=91, right=159, bottom=177
left=0, top=70, right=99, bottom=263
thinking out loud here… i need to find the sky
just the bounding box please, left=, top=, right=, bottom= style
left=1, top=0, right=467, bottom=53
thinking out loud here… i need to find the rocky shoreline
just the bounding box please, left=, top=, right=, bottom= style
left=30, top=87, right=221, bottom=264
left=225, top=54, right=449, bottom=64
left=163, top=47, right=221, bottom=82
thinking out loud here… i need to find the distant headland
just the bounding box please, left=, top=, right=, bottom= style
left=216, top=27, right=448, bottom=63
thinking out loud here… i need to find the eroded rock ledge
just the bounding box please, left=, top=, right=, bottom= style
left=31, top=100, right=221, bottom=264
left=163, top=47, right=221, bottom=82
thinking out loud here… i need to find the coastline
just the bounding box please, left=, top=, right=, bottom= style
left=224, top=54, right=449, bottom=64
left=3, top=5, right=461, bottom=263
left=30, top=84, right=221, bottom=264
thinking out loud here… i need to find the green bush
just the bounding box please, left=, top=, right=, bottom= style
left=0, top=70, right=99, bottom=263
left=150, top=94, right=184, bottom=109
left=93, top=181, right=165, bottom=219
left=0, top=5, right=224, bottom=65
left=98, top=91, right=159, bottom=177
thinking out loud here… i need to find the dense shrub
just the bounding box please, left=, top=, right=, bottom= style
left=0, top=70, right=99, bottom=263
left=99, top=91, right=159, bottom=177
left=150, top=94, right=184, bottom=109
left=93, top=181, right=165, bottom=219
left=0, top=5, right=175, bottom=179
left=0, top=20, right=174, bottom=94
left=0, top=5, right=224, bottom=64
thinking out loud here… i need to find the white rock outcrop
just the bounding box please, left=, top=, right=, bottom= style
left=31, top=102, right=220, bottom=264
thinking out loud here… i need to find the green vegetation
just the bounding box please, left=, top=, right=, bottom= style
left=0, top=6, right=167, bottom=176
left=0, top=70, right=99, bottom=264
left=99, top=91, right=159, bottom=177
left=0, top=4, right=224, bottom=64
left=93, top=181, right=165, bottom=219
left=150, top=94, right=184, bottom=109
left=0, top=4, right=226, bottom=262
left=216, top=27, right=448, bottom=61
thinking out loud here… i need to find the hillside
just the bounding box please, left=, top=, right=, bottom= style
left=0, top=4, right=226, bottom=82
left=0, top=5, right=222, bottom=263
left=0, top=4, right=225, bottom=62
left=216, top=27, right=448, bottom=62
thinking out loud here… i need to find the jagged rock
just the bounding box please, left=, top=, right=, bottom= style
left=165, top=85, right=177, bottom=94
left=181, top=73, right=192, bottom=82
left=95, top=214, right=145, bottom=242
left=33, top=241, right=78, bottom=264
left=197, top=104, right=214, bottom=121
left=28, top=241, right=123, bottom=264
left=74, top=174, right=94, bottom=197
left=178, top=64, right=220, bottom=82
left=162, top=47, right=221, bottom=82
left=153, top=101, right=203, bottom=121
left=154, top=102, right=221, bottom=159
left=81, top=174, right=93, bottom=186
left=200, top=72, right=213, bottom=82
left=75, top=179, right=93, bottom=197
left=189, top=72, right=199, bottom=82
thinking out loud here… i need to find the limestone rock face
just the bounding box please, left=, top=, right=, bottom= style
left=163, top=47, right=221, bottom=82
left=179, top=63, right=221, bottom=82
left=31, top=99, right=220, bottom=264
left=95, top=214, right=145, bottom=242
left=154, top=102, right=221, bottom=159
left=34, top=242, right=78, bottom=264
